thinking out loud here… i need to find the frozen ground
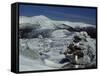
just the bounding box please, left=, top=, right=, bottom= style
left=19, top=35, right=96, bottom=71
left=19, top=38, right=71, bottom=71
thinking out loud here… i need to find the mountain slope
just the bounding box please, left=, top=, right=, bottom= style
left=19, top=15, right=96, bottom=38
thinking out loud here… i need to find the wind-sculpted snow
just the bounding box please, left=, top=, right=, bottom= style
left=19, top=32, right=96, bottom=71
left=19, top=37, right=72, bottom=71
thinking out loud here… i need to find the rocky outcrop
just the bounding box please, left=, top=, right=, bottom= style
left=62, top=32, right=96, bottom=68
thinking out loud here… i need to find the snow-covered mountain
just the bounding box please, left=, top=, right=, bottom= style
left=20, top=15, right=54, bottom=29
left=19, top=15, right=95, bottom=29
left=19, top=15, right=96, bottom=71
left=20, top=15, right=50, bottom=23
left=19, top=15, right=96, bottom=38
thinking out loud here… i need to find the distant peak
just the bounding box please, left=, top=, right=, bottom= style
left=33, top=15, right=50, bottom=20
left=38, top=15, right=47, bottom=18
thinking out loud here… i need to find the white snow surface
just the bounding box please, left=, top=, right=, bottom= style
left=51, top=29, right=71, bottom=38
left=19, top=32, right=96, bottom=71
left=19, top=38, right=71, bottom=71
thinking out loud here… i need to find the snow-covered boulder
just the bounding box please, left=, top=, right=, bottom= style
left=63, top=31, right=96, bottom=67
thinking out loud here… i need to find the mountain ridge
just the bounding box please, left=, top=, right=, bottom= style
left=19, top=15, right=96, bottom=38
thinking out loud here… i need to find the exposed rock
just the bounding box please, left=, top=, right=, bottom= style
left=62, top=32, right=96, bottom=68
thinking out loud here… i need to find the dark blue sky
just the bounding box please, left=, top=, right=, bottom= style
left=19, top=4, right=96, bottom=25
